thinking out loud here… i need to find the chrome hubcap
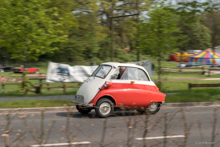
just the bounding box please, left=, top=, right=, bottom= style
left=148, top=102, right=158, bottom=111
left=100, top=102, right=111, bottom=115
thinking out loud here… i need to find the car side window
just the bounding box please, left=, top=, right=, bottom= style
left=126, top=67, right=138, bottom=80
left=111, top=67, right=120, bottom=79
left=111, top=66, right=150, bottom=81
left=138, top=69, right=150, bottom=81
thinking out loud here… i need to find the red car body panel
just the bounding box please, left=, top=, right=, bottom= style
left=13, top=67, right=40, bottom=73
left=89, top=82, right=165, bottom=108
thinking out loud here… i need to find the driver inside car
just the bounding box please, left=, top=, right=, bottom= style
left=117, top=66, right=128, bottom=80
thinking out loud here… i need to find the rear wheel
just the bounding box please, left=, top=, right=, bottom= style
left=136, top=102, right=160, bottom=114
left=95, top=98, right=114, bottom=118
left=76, top=105, right=92, bottom=114
left=146, top=102, right=160, bottom=114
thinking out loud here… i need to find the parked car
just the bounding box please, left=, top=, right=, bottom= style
left=0, top=65, right=15, bottom=72
left=177, top=62, right=201, bottom=67
left=72, top=62, right=166, bottom=118
left=13, top=67, right=40, bottom=73
left=185, top=62, right=201, bottom=67
left=177, top=63, right=187, bottom=67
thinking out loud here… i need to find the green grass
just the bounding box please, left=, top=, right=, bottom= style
left=166, top=89, right=220, bottom=103
left=160, top=61, right=179, bottom=68
left=0, top=100, right=73, bottom=108
left=0, top=89, right=77, bottom=97
left=151, top=61, right=220, bottom=103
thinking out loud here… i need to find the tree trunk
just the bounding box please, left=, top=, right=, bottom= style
left=136, top=0, right=140, bottom=61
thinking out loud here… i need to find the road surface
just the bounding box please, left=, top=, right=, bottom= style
left=0, top=105, right=219, bottom=147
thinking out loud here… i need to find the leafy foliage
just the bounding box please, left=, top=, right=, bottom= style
left=140, top=6, right=182, bottom=57
left=0, top=0, right=67, bottom=61
left=140, top=4, right=182, bottom=81
left=19, top=72, right=32, bottom=94
left=0, top=0, right=219, bottom=66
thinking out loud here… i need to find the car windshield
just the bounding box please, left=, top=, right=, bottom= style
left=92, top=65, right=112, bottom=79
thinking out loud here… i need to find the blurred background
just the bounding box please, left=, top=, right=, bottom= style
left=0, top=0, right=219, bottom=65
left=0, top=0, right=220, bottom=99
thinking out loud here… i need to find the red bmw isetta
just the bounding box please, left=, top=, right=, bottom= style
left=72, top=62, right=166, bottom=118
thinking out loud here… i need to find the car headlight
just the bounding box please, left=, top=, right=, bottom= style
left=103, top=81, right=112, bottom=89
left=75, top=95, right=84, bottom=102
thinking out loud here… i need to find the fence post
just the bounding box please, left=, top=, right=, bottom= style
left=63, top=83, right=67, bottom=93
left=179, top=67, right=182, bottom=72
left=22, top=73, right=25, bottom=93
left=201, top=66, right=204, bottom=74
left=1, top=82, right=5, bottom=93
left=47, top=83, right=50, bottom=93
left=39, top=73, right=43, bottom=87
left=188, top=83, right=191, bottom=89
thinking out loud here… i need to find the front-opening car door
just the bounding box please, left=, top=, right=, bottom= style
left=76, top=65, right=112, bottom=104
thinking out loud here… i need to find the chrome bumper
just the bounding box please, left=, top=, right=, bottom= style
left=71, top=101, right=93, bottom=107
left=161, top=101, right=165, bottom=104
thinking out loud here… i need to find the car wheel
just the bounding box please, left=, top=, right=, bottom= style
left=137, top=102, right=160, bottom=114
left=76, top=105, right=92, bottom=114
left=95, top=98, right=114, bottom=118
left=0, top=69, right=4, bottom=72
left=146, top=102, right=160, bottom=114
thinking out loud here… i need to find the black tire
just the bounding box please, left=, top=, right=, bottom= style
left=76, top=105, right=92, bottom=114
left=95, top=98, right=114, bottom=118
left=137, top=102, right=160, bottom=114
left=146, top=102, right=160, bottom=114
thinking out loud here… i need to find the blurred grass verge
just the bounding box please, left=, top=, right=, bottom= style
left=166, top=89, right=220, bottom=103
left=0, top=100, right=73, bottom=108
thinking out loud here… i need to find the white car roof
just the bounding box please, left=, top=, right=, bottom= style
left=101, top=62, right=147, bottom=71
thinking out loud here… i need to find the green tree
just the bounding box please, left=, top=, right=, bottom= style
left=202, top=0, right=220, bottom=51
left=0, top=0, right=67, bottom=62
left=168, top=1, right=211, bottom=59
left=140, top=5, right=181, bottom=82
left=98, top=0, right=154, bottom=61
left=178, top=18, right=211, bottom=51
left=46, top=0, right=106, bottom=64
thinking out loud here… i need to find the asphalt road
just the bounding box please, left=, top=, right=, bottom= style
left=0, top=106, right=220, bottom=147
